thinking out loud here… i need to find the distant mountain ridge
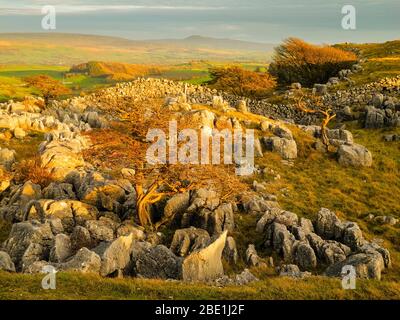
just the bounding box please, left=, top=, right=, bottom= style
left=0, top=33, right=274, bottom=65
left=152, top=35, right=276, bottom=52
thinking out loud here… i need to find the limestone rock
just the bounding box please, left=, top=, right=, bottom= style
left=182, top=231, right=227, bottom=282
left=338, top=144, right=373, bottom=167
left=0, top=251, right=16, bottom=272
left=49, top=234, right=72, bottom=263
left=170, top=227, right=211, bottom=257
left=130, top=242, right=182, bottom=280
left=263, top=137, right=297, bottom=160
left=58, top=247, right=101, bottom=274
left=325, top=252, right=385, bottom=280
left=93, top=233, right=137, bottom=277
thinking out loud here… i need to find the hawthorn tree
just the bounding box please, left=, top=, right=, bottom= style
left=25, top=75, right=71, bottom=107
left=291, top=90, right=336, bottom=149
left=83, top=98, right=246, bottom=230
left=269, top=38, right=357, bottom=86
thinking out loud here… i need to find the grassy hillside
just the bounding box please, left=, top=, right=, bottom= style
left=0, top=65, right=111, bottom=102
left=336, top=40, right=400, bottom=84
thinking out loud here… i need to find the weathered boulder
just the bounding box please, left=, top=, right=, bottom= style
left=115, top=221, right=145, bottom=239
left=307, top=233, right=350, bottom=265
left=314, top=84, right=328, bottom=95
left=263, top=137, right=297, bottom=160
left=170, top=227, right=211, bottom=257
left=182, top=231, right=227, bottom=282
left=49, top=234, right=72, bottom=263
left=58, top=247, right=101, bottom=274
left=242, top=194, right=280, bottom=215
left=163, top=192, right=190, bottom=221
left=85, top=219, right=115, bottom=243
left=0, top=251, right=16, bottom=272
left=82, top=111, right=107, bottom=128
left=268, top=223, right=296, bottom=262
left=130, top=242, right=182, bottom=280
left=365, top=107, right=385, bottom=129
left=40, top=144, right=86, bottom=180
left=314, top=208, right=341, bottom=240
left=338, top=144, right=373, bottom=167
left=70, top=226, right=93, bottom=252
left=30, top=200, right=98, bottom=224
left=2, top=221, right=53, bottom=271
left=340, top=222, right=365, bottom=250
left=93, top=233, right=137, bottom=277
left=77, top=172, right=129, bottom=212
left=325, top=252, right=385, bottom=280
left=186, top=189, right=220, bottom=212
left=326, top=129, right=353, bottom=145
left=293, top=241, right=317, bottom=270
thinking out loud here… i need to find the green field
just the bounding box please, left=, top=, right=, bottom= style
left=0, top=61, right=270, bottom=102
left=0, top=65, right=115, bottom=102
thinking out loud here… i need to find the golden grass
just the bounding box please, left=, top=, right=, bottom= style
left=0, top=271, right=399, bottom=300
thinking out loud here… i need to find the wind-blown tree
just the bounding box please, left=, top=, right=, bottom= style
left=25, top=75, right=71, bottom=107
left=208, top=66, right=276, bottom=99
left=269, top=38, right=357, bottom=87
left=291, top=90, right=336, bottom=149
left=83, top=98, right=246, bottom=230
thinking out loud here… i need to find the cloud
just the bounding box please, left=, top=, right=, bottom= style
left=0, top=4, right=226, bottom=15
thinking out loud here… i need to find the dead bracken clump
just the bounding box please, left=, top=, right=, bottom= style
left=13, top=157, right=55, bottom=188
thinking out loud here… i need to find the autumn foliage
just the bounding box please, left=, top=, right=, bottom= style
left=269, top=38, right=358, bottom=86
left=208, top=66, right=277, bottom=98
left=25, top=75, right=71, bottom=106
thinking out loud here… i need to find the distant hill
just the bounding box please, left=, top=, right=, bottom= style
left=152, top=35, right=275, bottom=52
left=0, top=33, right=274, bottom=66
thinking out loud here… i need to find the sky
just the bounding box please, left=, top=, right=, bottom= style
left=0, top=0, right=399, bottom=43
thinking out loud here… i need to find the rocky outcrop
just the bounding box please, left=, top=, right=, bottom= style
left=181, top=189, right=235, bottom=236
left=170, top=227, right=210, bottom=257
left=256, top=207, right=390, bottom=279
left=130, top=242, right=182, bottom=280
